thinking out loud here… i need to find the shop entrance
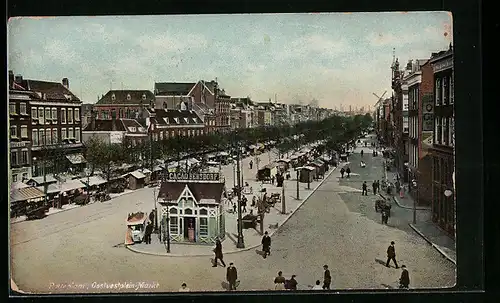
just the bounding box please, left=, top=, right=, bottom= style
left=183, top=217, right=196, bottom=242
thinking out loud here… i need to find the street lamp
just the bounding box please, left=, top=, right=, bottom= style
left=84, top=167, right=91, bottom=204
left=235, top=144, right=245, bottom=248
left=153, top=186, right=159, bottom=234
left=296, top=168, right=300, bottom=200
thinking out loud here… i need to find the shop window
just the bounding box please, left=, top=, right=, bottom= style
left=170, top=217, right=179, bottom=234
left=199, top=217, right=208, bottom=236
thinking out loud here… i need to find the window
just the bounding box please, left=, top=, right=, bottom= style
left=21, top=126, right=28, bottom=138
left=69, top=128, right=74, bottom=139
left=20, top=103, right=27, bottom=115
left=22, top=172, right=28, bottom=181
left=68, top=108, right=73, bottom=123
left=22, top=150, right=28, bottom=164
left=10, top=126, right=17, bottom=138
left=435, top=79, right=441, bottom=106
left=38, top=108, right=44, bottom=121
left=32, top=107, right=38, bottom=119
left=46, top=129, right=52, bottom=145
left=33, top=130, right=39, bottom=146
left=165, top=131, right=169, bottom=138
left=12, top=174, right=18, bottom=182
left=199, top=217, right=208, bottom=236
left=75, top=128, right=80, bottom=142
left=170, top=217, right=179, bottom=234
left=171, top=131, right=174, bottom=137
left=62, top=128, right=67, bottom=140
left=45, top=108, right=51, bottom=122
left=159, top=131, right=163, bottom=140
left=442, top=77, right=448, bottom=105
left=435, top=117, right=441, bottom=144
left=11, top=151, right=18, bottom=165
left=449, top=75, right=454, bottom=104
left=52, top=128, right=58, bottom=143
left=40, top=128, right=46, bottom=145
left=75, top=108, right=80, bottom=121
left=61, top=108, right=66, bottom=124
left=51, top=108, right=57, bottom=120
left=200, top=209, right=208, bottom=215
left=444, top=118, right=449, bottom=145
left=9, top=103, right=16, bottom=114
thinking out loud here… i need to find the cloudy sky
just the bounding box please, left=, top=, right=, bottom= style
left=8, top=12, right=452, bottom=110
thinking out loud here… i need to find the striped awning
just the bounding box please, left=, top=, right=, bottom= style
left=10, top=187, right=45, bottom=203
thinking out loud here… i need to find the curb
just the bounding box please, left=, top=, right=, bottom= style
left=408, top=223, right=456, bottom=265
left=126, top=165, right=339, bottom=257
left=391, top=196, right=430, bottom=211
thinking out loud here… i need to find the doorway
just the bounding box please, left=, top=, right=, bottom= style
left=183, top=217, right=196, bottom=242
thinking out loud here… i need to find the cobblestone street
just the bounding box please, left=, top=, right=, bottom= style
left=11, top=142, right=455, bottom=293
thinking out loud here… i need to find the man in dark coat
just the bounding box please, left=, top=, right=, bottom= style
left=249, top=160, right=253, bottom=169
left=286, top=275, right=298, bottom=290
left=149, top=209, right=156, bottom=227
left=346, top=167, right=351, bottom=178
left=386, top=241, right=399, bottom=268
left=361, top=149, right=364, bottom=157
left=261, top=231, right=271, bottom=258
left=362, top=181, right=368, bottom=196
left=241, top=196, right=247, bottom=213
left=213, top=239, right=226, bottom=267
left=322, top=265, right=331, bottom=290
left=399, top=265, right=410, bottom=289
left=372, top=181, right=377, bottom=195
left=375, top=180, right=380, bottom=193
left=340, top=167, right=345, bottom=178
left=144, top=222, right=153, bottom=244
left=226, top=263, right=238, bottom=291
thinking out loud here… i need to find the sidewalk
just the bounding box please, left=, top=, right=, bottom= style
left=381, top=149, right=456, bottom=265
left=127, top=146, right=338, bottom=257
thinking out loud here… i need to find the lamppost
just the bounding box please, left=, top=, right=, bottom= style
left=33, top=156, right=48, bottom=206
left=281, top=177, right=286, bottom=214
left=84, top=167, right=91, bottom=204
left=153, top=186, right=159, bottom=233
left=165, top=202, right=171, bottom=253
left=235, top=145, right=245, bottom=248
left=296, top=168, right=300, bottom=200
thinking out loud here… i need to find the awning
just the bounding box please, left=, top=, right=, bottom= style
left=66, top=153, right=87, bottom=165
left=11, top=181, right=29, bottom=191
left=27, top=175, right=57, bottom=186
left=36, top=184, right=61, bottom=194
left=217, top=152, right=229, bottom=156
left=141, top=168, right=152, bottom=174
left=59, top=180, right=86, bottom=192
left=153, top=165, right=164, bottom=172
left=277, top=158, right=291, bottom=163
left=10, top=187, right=45, bottom=203
left=79, top=175, right=107, bottom=186
left=302, top=166, right=316, bottom=171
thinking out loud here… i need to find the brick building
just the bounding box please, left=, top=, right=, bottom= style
left=145, top=108, right=205, bottom=141
left=429, top=44, right=455, bottom=238
left=94, top=90, right=155, bottom=122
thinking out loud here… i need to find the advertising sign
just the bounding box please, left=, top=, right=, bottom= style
left=421, top=93, right=434, bottom=131
left=164, top=172, right=220, bottom=181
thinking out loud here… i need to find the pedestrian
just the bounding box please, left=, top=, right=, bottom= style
left=178, top=282, right=190, bottom=292
left=251, top=195, right=257, bottom=207
left=364, top=141, right=367, bottom=147
left=241, top=196, right=248, bottom=212
left=261, top=231, right=271, bottom=258
left=232, top=201, right=237, bottom=213
left=375, top=180, right=380, bottom=194
left=322, top=265, right=331, bottom=290
left=226, top=263, right=238, bottom=291
left=346, top=167, right=351, bottom=178
left=381, top=209, right=389, bottom=224
left=213, top=238, right=226, bottom=267
left=149, top=209, right=156, bottom=227
left=144, top=222, right=153, bottom=244
left=311, top=280, right=323, bottom=290
left=399, top=265, right=410, bottom=289
left=271, top=175, right=275, bottom=185
left=340, top=167, right=345, bottom=178
left=274, top=271, right=286, bottom=290
left=372, top=181, right=377, bottom=195
left=386, top=241, right=399, bottom=268
left=249, top=160, right=253, bottom=169
left=286, top=275, right=298, bottom=290
left=362, top=181, right=368, bottom=196
left=361, top=150, right=364, bottom=157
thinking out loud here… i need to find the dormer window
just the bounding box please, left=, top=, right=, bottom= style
left=174, top=117, right=180, bottom=124
left=64, top=94, right=72, bottom=101
left=142, top=94, right=146, bottom=100
left=128, top=126, right=136, bottom=132
left=127, top=94, right=131, bottom=101
left=163, top=117, right=170, bottom=124
left=138, top=127, right=146, bottom=132
left=111, top=93, right=116, bottom=101
left=183, top=117, right=189, bottom=123
left=192, top=118, right=198, bottom=123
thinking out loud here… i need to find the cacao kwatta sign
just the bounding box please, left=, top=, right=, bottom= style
left=422, top=93, right=434, bottom=131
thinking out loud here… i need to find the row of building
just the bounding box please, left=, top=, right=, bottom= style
left=374, top=43, right=455, bottom=239
left=9, top=72, right=334, bottom=184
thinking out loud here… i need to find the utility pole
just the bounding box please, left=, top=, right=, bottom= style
left=281, top=177, right=286, bottom=214
left=296, top=169, right=300, bottom=200
left=236, top=146, right=245, bottom=248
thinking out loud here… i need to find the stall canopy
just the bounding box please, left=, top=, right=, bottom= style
left=11, top=181, right=29, bottom=191
left=27, top=175, right=57, bottom=186
left=10, top=187, right=45, bottom=203
left=217, top=151, right=229, bottom=156
left=277, top=158, right=291, bottom=163
left=59, top=179, right=86, bottom=193
left=129, top=171, right=146, bottom=179
left=79, top=175, right=107, bottom=187
left=36, top=183, right=61, bottom=194
left=65, top=153, right=87, bottom=165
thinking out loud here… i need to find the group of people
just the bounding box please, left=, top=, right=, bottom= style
left=340, top=166, right=351, bottom=178
left=386, top=241, right=410, bottom=289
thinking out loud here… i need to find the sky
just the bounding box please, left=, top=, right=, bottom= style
left=8, top=12, right=452, bottom=110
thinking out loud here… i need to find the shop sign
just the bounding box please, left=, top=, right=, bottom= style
left=164, top=172, right=220, bottom=181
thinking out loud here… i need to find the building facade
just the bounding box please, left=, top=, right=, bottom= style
left=145, top=108, right=205, bottom=141
left=94, top=90, right=155, bottom=122
left=82, top=112, right=148, bottom=146
left=157, top=173, right=226, bottom=245
left=429, top=45, right=455, bottom=238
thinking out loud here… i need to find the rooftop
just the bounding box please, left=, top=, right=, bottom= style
left=158, top=181, right=225, bottom=204
left=96, top=90, right=155, bottom=105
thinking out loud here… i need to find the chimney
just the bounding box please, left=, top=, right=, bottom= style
left=111, top=109, right=117, bottom=131
left=62, top=78, right=69, bottom=89
left=15, top=74, right=23, bottom=83
left=9, top=70, right=14, bottom=85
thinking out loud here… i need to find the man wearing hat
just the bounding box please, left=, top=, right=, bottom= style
left=399, top=265, right=410, bottom=289
left=322, top=265, right=331, bottom=290
left=226, top=262, right=238, bottom=291
left=386, top=241, right=399, bottom=268
left=286, top=275, right=298, bottom=290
